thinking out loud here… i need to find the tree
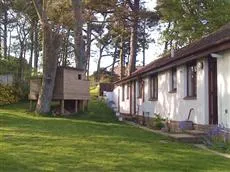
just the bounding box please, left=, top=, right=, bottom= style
left=71, top=0, right=85, bottom=70
left=156, top=0, right=230, bottom=50
left=0, top=0, right=13, bottom=59
left=32, top=0, right=61, bottom=114
left=127, top=0, right=140, bottom=75
left=15, top=15, right=30, bottom=81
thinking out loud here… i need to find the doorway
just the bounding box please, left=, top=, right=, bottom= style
left=208, top=57, right=218, bottom=124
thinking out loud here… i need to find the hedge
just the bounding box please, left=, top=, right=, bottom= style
left=0, top=84, right=20, bottom=105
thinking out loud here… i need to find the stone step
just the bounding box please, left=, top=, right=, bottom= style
left=167, top=133, right=203, bottom=144
left=184, top=130, right=207, bottom=136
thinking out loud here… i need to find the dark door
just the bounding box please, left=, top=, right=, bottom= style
left=129, top=82, right=132, bottom=116
left=118, top=88, right=120, bottom=112
left=134, top=81, right=136, bottom=115
left=208, top=57, right=218, bottom=124
left=142, top=80, right=145, bottom=102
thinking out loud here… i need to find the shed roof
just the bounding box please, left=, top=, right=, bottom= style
left=115, top=23, right=230, bottom=85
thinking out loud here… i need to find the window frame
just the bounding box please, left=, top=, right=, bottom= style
left=122, top=84, right=125, bottom=101
left=169, top=67, right=177, bottom=93
left=186, top=61, right=197, bottom=99
left=149, top=74, right=158, bottom=101
left=137, top=80, right=142, bottom=98
left=126, top=84, right=130, bottom=99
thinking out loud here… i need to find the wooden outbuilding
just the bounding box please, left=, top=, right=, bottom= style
left=29, top=67, right=90, bottom=114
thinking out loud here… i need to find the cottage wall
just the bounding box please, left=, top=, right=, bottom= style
left=218, top=50, right=230, bottom=128
left=114, top=58, right=210, bottom=125
left=117, top=84, right=130, bottom=114
left=139, top=59, right=208, bottom=125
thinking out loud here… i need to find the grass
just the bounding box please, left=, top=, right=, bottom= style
left=210, top=140, right=230, bottom=154
left=1, top=100, right=230, bottom=172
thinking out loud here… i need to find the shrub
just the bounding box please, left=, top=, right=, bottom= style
left=0, top=84, right=20, bottom=105
left=155, top=121, right=165, bottom=130
left=148, top=114, right=166, bottom=130
left=204, top=125, right=230, bottom=153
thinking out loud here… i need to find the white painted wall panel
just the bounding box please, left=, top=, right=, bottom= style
left=218, top=50, right=230, bottom=128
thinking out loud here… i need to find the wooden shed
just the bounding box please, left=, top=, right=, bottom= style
left=29, top=67, right=90, bottom=114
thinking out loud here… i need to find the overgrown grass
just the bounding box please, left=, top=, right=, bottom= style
left=1, top=100, right=230, bottom=171
left=210, top=140, right=230, bottom=154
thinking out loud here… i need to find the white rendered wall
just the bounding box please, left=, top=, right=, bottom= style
left=113, top=59, right=210, bottom=125
left=139, top=59, right=209, bottom=124
left=217, top=50, right=230, bottom=128
left=113, top=85, right=131, bottom=114
left=113, top=86, right=119, bottom=108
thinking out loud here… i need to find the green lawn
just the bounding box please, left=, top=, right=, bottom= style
left=0, top=100, right=230, bottom=172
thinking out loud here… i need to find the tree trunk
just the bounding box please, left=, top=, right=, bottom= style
left=35, top=24, right=61, bottom=114
left=71, top=0, right=85, bottom=70
left=128, top=0, right=140, bottom=75
left=96, top=45, right=103, bottom=81
left=3, top=7, right=8, bottom=58
left=63, top=29, right=70, bottom=67
left=0, top=26, right=2, bottom=59
left=34, top=21, right=39, bottom=73
left=111, top=42, right=118, bottom=76
left=86, top=23, right=92, bottom=79
left=32, top=0, right=61, bottom=114
left=8, top=30, right=11, bottom=57
left=142, top=20, right=146, bottom=66
left=29, top=23, right=35, bottom=73
left=142, top=43, right=145, bottom=66
left=18, top=44, right=24, bottom=81
left=164, top=21, right=171, bottom=52
left=119, top=40, right=124, bottom=79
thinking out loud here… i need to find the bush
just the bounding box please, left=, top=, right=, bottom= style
left=147, top=114, right=165, bottom=130
left=155, top=121, right=165, bottom=130
left=205, top=126, right=230, bottom=153
left=0, top=84, right=20, bottom=105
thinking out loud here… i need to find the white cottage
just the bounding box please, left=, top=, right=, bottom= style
left=113, top=23, right=230, bottom=132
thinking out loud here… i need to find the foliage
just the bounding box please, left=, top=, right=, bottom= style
left=205, top=125, right=230, bottom=153
left=1, top=101, right=230, bottom=171
left=92, top=68, right=117, bottom=83
left=148, top=114, right=165, bottom=130
left=0, top=56, right=30, bottom=75
left=156, top=0, right=230, bottom=49
left=0, top=84, right=20, bottom=105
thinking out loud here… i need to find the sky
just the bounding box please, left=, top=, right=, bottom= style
left=89, top=0, right=164, bottom=74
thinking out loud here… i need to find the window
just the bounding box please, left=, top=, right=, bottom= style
left=137, top=80, right=142, bottom=98
left=122, top=85, right=125, bottom=101
left=78, top=74, right=82, bottom=80
left=149, top=75, right=158, bottom=100
left=187, top=62, right=197, bottom=97
left=126, top=84, right=130, bottom=99
left=170, top=67, right=177, bottom=92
